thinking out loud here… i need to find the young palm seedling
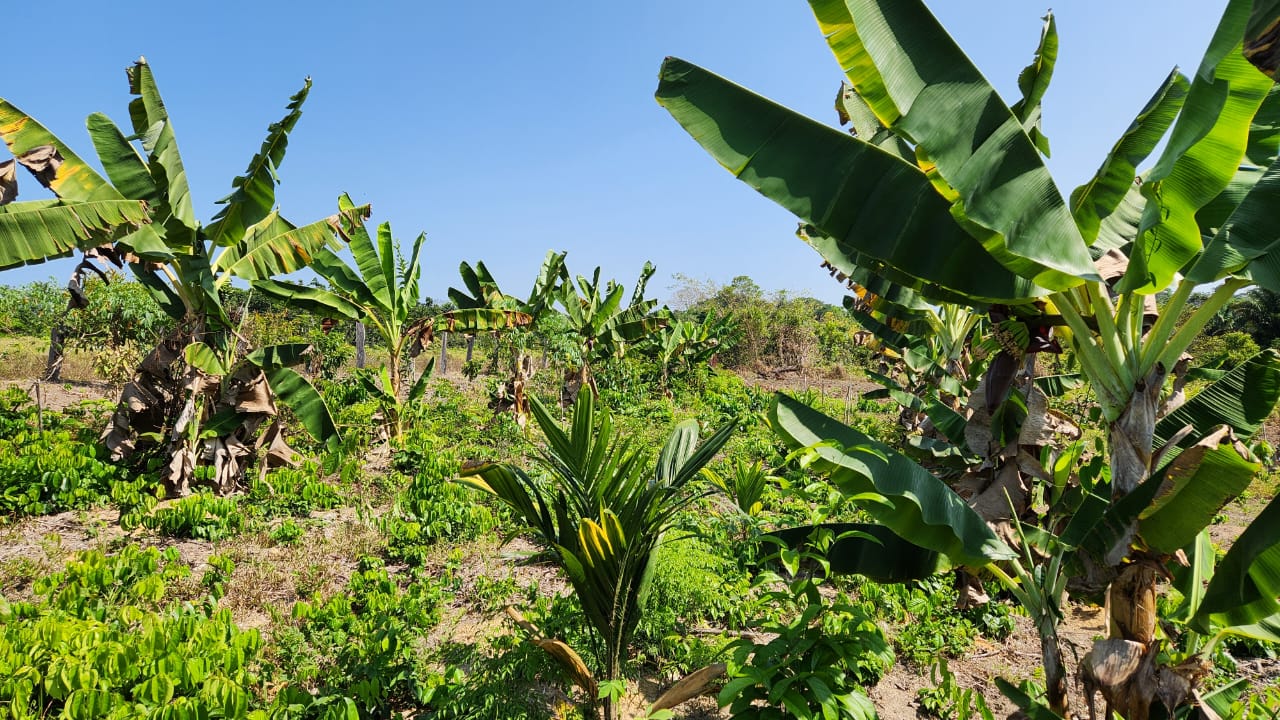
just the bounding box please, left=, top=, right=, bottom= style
left=460, top=392, right=734, bottom=720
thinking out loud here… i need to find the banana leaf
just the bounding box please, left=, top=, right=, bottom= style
left=205, top=79, right=311, bottom=247
left=126, top=60, right=196, bottom=231
left=0, top=101, right=119, bottom=201
left=1138, top=427, right=1260, bottom=554
left=770, top=393, right=1014, bottom=566
left=0, top=199, right=148, bottom=269
left=656, top=57, right=1043, bottom=304
left=263, top=366, right=338, bottom=446
left=1010, top=11, right=1057, bottom=157
left=246, top=343, right=313, bottom=370
left=1120, top=1, right=1274, bottom=293
left=212, top=211, right=348, bottom=284
left=251, top=279, right=366, bottom=321
left=1244, top=1, right=1280, bottom=76
left=86, top=112, right=161, bottom=208
left=1152, top=349, right=1280, bottom=470
left=765, top=522, right=945, bottom=583
left=336, top=193, right=392, bottom=308
left=1070, top=70, right=1189, bottom=245
left=808, top=0, right=1098, bottom=290
left=185, top=342, right=229, bottom=376
left=1191, top=492, right=1280, bottom=640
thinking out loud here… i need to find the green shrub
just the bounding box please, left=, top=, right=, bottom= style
left=277, top=556, right=448, bottom=715
left=141, top=491, right=244, bottom=541
left=719, top=562, right=891, bottom=719
left=0, top=428, right=132, bottom=521
left=0, top=546, right=263, bottom=720
left=381, top=446, right=499, bottom=566
left=246, top=465, right=343, bottom=519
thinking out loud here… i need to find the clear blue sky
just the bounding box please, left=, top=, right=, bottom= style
left=2, top=1, right=1226, bottom=306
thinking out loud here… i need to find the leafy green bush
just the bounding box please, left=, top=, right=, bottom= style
left=381, top=445, right=500, bottom=566
left=0, top=546, right=263, bottom=720
left=1189, top=330, right=1262, bottom=370
left=719, top=557, right=891, bottom=719
left=141, top=491, right=244, bottom=541
left=0, top=427, right=133, bottom=520
left=277, top=556, right=448, bottom=716
left=246, top=465, right=343, bottom=519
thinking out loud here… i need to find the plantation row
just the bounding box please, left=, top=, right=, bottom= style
left=5, top=0, right=1280, bottom=719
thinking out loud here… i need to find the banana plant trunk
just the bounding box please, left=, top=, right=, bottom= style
left=1082, top=364, right=1196, bottom=720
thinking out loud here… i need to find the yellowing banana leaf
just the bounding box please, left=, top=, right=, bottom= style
left=0, top=199, right=148, bottom=270
left=0, top=101, right=120, bottom=202
left=206, top=79, right=311, bottom=247
left=657, top=58, right=1043, bottom=304
left=809, top=0, right=1098, bottom=290
left=1071, top=70, right=1189, bottom=244
left=770, top=393, right=1014, bottom=566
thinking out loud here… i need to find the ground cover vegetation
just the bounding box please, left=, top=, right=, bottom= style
left=0, top=2, right=1278, bottom=719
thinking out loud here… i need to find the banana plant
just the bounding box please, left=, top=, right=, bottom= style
left=460, top=392, right=735, bottom=720
left=658, top=1, right=1280, bottom=716
left=0, top=59, right=351, bottom=495
left=648, top=311, right=736, bottom=387
left=557, top=261, right=667, bottom=404
left=444, top=250, right=566, bottom=423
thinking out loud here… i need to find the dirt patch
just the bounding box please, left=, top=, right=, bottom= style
left=1, top=378, right=115, bottom=414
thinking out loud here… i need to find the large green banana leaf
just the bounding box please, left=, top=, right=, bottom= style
left=262, top=366, right=338, bottom=445
left=0, top=199, right=148, bottom=269
left=1152, top=349, right=1280, bottom=469
left=335, top=193, right=392, bottom=308
left=1191, top=492, right=1280, bottom=640
left=86, top=112, right=161, bottom=208
left=803, top=226, right=988, bottom=308
left=769, top=393, right=1014, bottom=566
left=126, top=60, right=195, bottom=232
left=212, top=210, right=352, bottom=285
left=1138, top=428, right=1260, bottom=555
left=808, top=0, right=1098, bottom=290
left=1070, top=70, right=1189, bottom=245
left=765, top=522, right=945, bottom=583
left=1120, top=0, right=1274, bottom=293
left=304, top=245, right=383, bottom=311
left=252, top=279, right=365, bottom=321
left=656, top=58, right=1042, bottom=304
left=1189, top=161, right=1280, bottom=289
left=205, top=79, right=311, bottom=247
